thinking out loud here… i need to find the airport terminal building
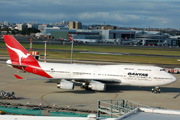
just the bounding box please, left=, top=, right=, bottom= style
left=35, top=26, right=180, bottom=46
left=43, top=28, right=136, bottom=44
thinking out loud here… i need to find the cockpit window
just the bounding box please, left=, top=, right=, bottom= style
left=160, top=69, right=165, bottom=71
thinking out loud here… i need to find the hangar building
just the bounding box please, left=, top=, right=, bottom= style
left=101, top=30, right=136, bottom=44
left=51, top=29, right=101, bottom=41
left=136, top=31, right=171, bottom=46
left=102, top=30, right=135, bottom=40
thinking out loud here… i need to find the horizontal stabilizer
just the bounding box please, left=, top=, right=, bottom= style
left=14, top=74, right=24, bottom=79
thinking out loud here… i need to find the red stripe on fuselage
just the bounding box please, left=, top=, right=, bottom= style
left=24, top=65, right=52, bottom=78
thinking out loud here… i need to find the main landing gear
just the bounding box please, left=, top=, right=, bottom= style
left=152, top=87, right=161, bottom=93
left=81, top=83, right=90, bottom=90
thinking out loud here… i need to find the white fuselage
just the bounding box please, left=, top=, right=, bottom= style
left=74, top=39, right=97, bottom=43
left=39, top=62, right=176, bottom=86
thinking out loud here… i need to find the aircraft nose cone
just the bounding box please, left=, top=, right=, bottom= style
left=170, top=74, right=177, bottom=83
left=172, top=75, right=177, bottom=82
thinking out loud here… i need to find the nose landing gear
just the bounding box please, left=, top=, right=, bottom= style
left=152, top=87, right=161, bottom=93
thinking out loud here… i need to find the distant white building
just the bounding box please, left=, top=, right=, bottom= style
left=16, top=23, right=27, bottom=31
left=27, top=23, right=38, bottom=29
left=38, top=24, right=47, bottom=31
left=4, top=21, right=9, bottom=26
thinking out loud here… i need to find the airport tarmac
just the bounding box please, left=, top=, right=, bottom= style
left=0, top=60, right=180, bottom=112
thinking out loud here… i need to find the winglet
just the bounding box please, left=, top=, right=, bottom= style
left=14, top=74, right=24, bottom=79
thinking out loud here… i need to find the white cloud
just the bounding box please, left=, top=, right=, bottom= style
left=1, top=0, right=180, bottom=28
left=18, top=12, right=69, bottom=21
left=79, top=12, right=148, bottom=23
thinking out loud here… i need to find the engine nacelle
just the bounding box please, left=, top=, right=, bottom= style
left=88, top=81, right=106, bottom=91
left=57, top=80, right=74, bottom=90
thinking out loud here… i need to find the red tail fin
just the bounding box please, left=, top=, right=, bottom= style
left=3, top=35, right=38, bottom=66
left=68, top=34, right=75, bottom=42
left=4, top=35, right=52, bottom=78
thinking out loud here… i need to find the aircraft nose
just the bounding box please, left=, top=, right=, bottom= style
left=170, top=74, right=177, bottom=83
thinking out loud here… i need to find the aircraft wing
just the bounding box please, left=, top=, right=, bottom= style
left=27, top=77, right=121, bottom=84
left=73, top=78, right=121, bottom=84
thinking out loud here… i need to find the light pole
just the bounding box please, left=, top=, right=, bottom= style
left=68, top=34, right=75, bottom=64
left=30, top=37, right=32, bottom=54
left=71, top=40, right=74, bottom=64
left=43, top=41, right=47, bottom=62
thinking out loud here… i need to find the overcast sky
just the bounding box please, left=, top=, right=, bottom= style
left=0, top=0, right=180, bottom=28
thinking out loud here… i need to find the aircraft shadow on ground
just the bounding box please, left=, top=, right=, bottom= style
left=54, top=90, right=97, bottom=94
left=17, top=97, right=28, bottom=100
left=45, top=81, right=180, bottom=94
left=45, top=81, right=57, bottom=83
left=54, top=85, right=180, bottom=94
left=106, top=85, right=180, bottom=93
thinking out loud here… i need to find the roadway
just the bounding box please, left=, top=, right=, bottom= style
left=0, top=59, right=180, bottom=113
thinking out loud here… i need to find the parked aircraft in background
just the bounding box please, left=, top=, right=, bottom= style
left=3, top=35, right=177, bottom=91
left=68, top=34, right=97, bottom=43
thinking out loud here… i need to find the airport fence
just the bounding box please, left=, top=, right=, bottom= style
left=0, top=106, right=41, bottom=116
left=50, top=111, right=88, bottom=117
left=97, top=99, right=139, bottom=118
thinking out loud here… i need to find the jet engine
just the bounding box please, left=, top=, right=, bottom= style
left=57, top=80, right=74, bottom=90
left=88, top=81, right=106, bottom=91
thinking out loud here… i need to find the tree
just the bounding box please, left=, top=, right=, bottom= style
left=21, top=28, right=40, bottom=35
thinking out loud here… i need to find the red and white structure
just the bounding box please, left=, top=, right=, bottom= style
left=3, top=35, right=177, bottom=91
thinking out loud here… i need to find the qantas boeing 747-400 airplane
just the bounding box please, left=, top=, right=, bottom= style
left=3, top=35, right=177, bottom=91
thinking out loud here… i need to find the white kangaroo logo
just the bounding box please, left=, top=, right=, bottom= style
left=6, top=44, right=30, bottom=65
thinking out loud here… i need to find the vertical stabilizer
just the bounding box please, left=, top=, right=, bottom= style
left=3, top=35, right=38, bottom=66
left=3, top=35, right=52, bottom=78
left=68, top=34, right=75, bottom=42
